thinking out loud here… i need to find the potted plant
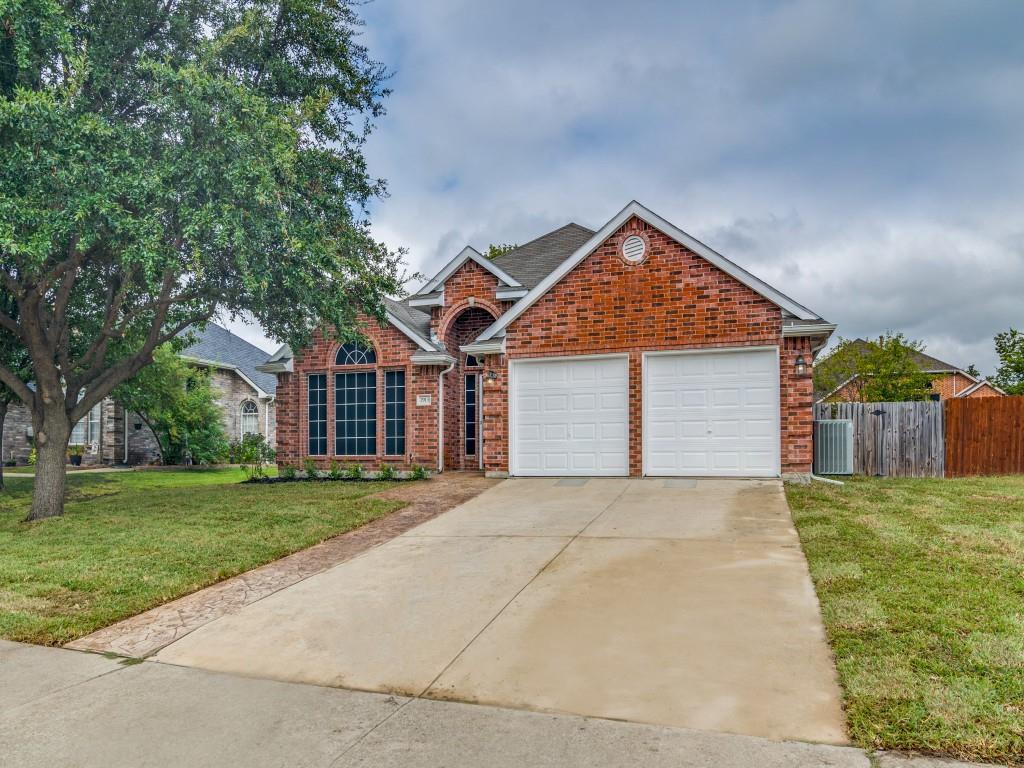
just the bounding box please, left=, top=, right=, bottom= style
left=67, top=444, right=84, bottom=467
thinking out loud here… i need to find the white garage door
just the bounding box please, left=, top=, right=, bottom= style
left=644, top=348, right=780, bottom=477
left=511, top=356, right=628, bottom=476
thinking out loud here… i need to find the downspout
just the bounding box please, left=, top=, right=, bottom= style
left=123, top=406, right=128, bottom=464
left=437, top=361, right=456, bottom=473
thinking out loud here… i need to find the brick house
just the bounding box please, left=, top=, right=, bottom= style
left=818, top=339, right=1006, bottom=403
left=1, top=323, right=277, bottom=466
left=264, top=201, right=836, bottom=480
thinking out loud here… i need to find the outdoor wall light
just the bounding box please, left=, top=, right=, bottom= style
left=485, top=370, right=499, bottom=384
left=134, top=420, right=143, bottom=431
left=25, top=425, right=33, bottom=440
left=795, top=355, right=808, bottom=376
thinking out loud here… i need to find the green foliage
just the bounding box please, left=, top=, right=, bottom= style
left=0, top=0, right=406, bottom=516
left=991, top=328, right=1024, bottom=395
left=114, top=345, right=229, bottom=464
left=964, top=363, right=981, bottom=378
left=328, top=460, right=342, bottom=480
left=27, top=448, right=36, bottom=467
left=377, top=463, right=396, bottom=481
left=66, top=444, right=84, bottom=457
left=236, top=433, right=274, bottom=480
left=815, top=333, right=934, bottom=402
left=303, top=457, right=318, bottom=478
left=279, top=464, right=297, bottom=480
left=345, top=463, right=364, bottom=480
left=410, top=464, right=428, bottom=481
left=485, top=243, right=517, bottom=260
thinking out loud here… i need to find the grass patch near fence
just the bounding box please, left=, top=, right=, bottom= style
left=0, top=468, right=404, bottom=645
left=787, top=476, right=1024, bottom=765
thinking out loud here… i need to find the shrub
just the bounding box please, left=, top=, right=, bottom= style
left=410, top=464, right=428, bottom=480
left=280, top=464, right=297, bottom=480
left=237, top=433, right=275, bottom=480
left=345, top=463, right=364, bottom=480
left=378, top=463, right=397, bottom=481
left=27, top=447, right=36, bottom=467
left=303, top=457, right=318, bottom=478
left=329, top=460, right=342, bottom=480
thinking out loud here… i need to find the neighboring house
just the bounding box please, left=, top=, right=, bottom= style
left=1, top=324, right=276, bottom=466
left=263, top=200, right=835, bottom=480
left=818, top=339, right=1006, bottom=403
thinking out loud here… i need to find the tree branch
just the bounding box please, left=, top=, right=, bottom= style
left=0, top=362, right=33, bottom=407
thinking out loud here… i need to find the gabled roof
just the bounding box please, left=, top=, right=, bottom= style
left=477, top=200, right=825, bottom=342
left=181, top=323, right=278, bottom=396
left=956, top=380, right=1006, bottom=397
left=489, top=223, right=596, bottom=289
left=416, top=245, right=523, bottom=296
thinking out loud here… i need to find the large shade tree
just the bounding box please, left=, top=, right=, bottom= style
left=1, top=0, right=404, bottom=519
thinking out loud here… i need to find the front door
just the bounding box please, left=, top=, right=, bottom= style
left=465, top=372, right=482, bottom=469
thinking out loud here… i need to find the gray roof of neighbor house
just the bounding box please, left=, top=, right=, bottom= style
left=181, top=323, right=278, bottom=396
left=489, top=223, right=596, bottom=288
left=844, top=338, right=963, bottom=373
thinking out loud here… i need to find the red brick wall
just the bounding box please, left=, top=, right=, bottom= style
left=483, top=216, right=813, bottom=476
left=275, top=319, right=442, bottom=472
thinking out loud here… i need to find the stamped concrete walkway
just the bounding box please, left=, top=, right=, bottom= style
left=154, top=478, right=848, bottom=744
left=69, top=472, right=499, bottom=658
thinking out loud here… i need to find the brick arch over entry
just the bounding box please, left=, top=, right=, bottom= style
left=437, top=297, right=502, bottom=345
left=441, top=305, right=497, bottom=471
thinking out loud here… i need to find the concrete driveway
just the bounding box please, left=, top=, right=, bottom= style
left=155, top=478, right=847, bottom=743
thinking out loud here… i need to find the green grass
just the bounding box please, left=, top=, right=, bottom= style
left=787, top=476, right=1024, bottom=765
left=0, top=468, right=404, bottom=646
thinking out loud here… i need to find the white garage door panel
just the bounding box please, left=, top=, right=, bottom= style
left=512, top=356, right=628, bottom=477
left=644, top=349, right=780, bottom=477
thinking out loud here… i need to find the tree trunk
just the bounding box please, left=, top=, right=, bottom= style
left=0, top=402, right=7, bottom=490
left=25, top=409, right=71, bottom=521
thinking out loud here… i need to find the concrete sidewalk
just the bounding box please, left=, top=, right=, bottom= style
left=1, top=640, right=870, bottom=768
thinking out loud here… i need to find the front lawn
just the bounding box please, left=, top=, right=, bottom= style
left=787, top=476, right=1024, bottom=765
left=0, top=469, right=405, bottom=645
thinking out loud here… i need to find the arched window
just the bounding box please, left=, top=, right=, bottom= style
left=240, top=400, right=260, bottom=437
left=335, top=341, right=376, bottom=366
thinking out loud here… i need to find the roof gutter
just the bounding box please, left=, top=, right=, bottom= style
left=461, top=338, right=506, bottom=356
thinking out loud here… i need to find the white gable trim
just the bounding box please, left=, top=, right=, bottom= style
left=179, top=356, right=271, bottom=399
left=957, top=379, right=1007, bottom=397
left=386, top=311, right=437, bottom=352
left=416, top=246, right=523, bottom=296
left=478, top=200, right=822, bottom=341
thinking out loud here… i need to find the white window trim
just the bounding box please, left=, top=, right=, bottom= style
left=239, top=400, right=260, bottom=438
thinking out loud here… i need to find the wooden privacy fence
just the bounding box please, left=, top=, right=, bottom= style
left=813, top=401, right=945, bottom=478
left=945, top=396, right=1024, bottom=477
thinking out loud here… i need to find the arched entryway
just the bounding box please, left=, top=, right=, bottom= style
left=441, top=306, right=497, bottom=471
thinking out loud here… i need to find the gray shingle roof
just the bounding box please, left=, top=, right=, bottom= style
left=182, top=323, right=278, bottom=396
left=385, top=297, right=435, bottom=347
left=489, top=223, right=595, bottom=288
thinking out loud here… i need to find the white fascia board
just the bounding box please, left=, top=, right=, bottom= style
left=495, top=287, right=528, bottom=300
left=408, top=291, right=444, bottom=308
left=410, top=351, right=456, bottom=365
left=416, top=246, right=523, bottom=296
left=256, top=359, right=293, bottom=374
left=461, top=337, right=506, bottom=356
left=782, top=322, right=837, bottom=337
left=179, top=355, right=271, bottom=399
left=385, top=311, right=436, bottom=352
left=957, top=378, right=1005, bottom=397
left=479, top=200, right=823, bottom=341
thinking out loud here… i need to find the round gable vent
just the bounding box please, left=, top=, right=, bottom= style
left=621, top=234, right=647, bottom=263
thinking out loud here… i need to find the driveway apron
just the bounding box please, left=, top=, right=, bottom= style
left=155, top=478, right=847, bottom=743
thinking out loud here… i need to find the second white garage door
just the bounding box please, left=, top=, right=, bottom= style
left=510, top=356, right=628, bottom=476
left=644, top=348, right=780, bottom=477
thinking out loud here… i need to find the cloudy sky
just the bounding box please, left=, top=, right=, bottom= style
left=227, top=0, right=1024, bottom=375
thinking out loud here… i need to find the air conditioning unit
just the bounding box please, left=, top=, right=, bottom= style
left=814, top=419, right=853, bottom=475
